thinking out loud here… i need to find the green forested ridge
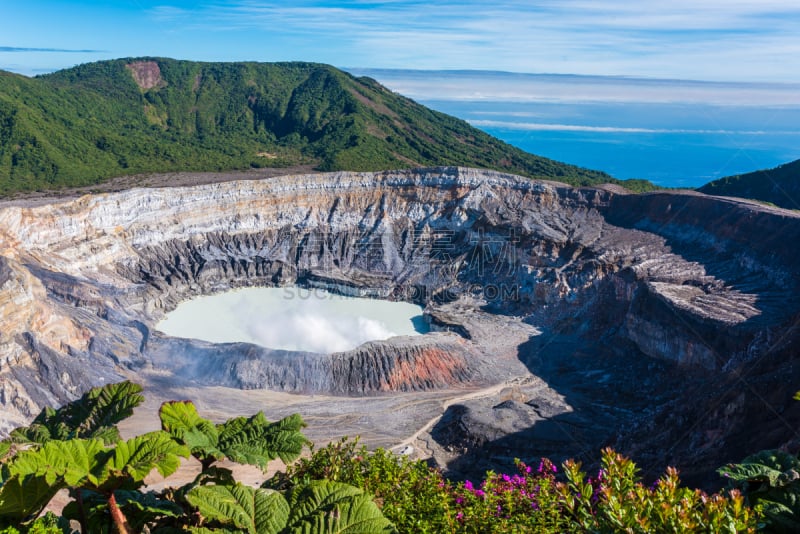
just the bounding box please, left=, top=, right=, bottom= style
left=698, top=159, right=800, bottom=210
left=0, top=58, right=651, bottom=195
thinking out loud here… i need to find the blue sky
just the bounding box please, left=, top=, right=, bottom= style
left=2, top=1, right=799, bottom=183
left=2, top=1, right=799, bottom=82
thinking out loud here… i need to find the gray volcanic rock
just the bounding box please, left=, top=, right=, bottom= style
left=0, top=167, right=798, bottom=484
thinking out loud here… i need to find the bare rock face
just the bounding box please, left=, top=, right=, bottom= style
left=126, top=61, right=165, bottom=90
left=1, top=167, right=799, bottom=483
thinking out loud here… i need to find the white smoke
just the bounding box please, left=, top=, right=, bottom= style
left=245, top=310, right=397, bottom=353
left=157, top=287, right=422, bottom=353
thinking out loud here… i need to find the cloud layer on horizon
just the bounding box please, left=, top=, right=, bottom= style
left=347, top=69, right=800, bottom=107
left=0, top=46, right=105, bottom=54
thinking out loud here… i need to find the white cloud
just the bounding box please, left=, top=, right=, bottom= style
left=245, top=310, right=397, bottom=353
left=349, top=69, right=800, bottom=106
left=170, top=0, right=800, bottom=82
left=157, top=286, right=425, bottom=353
left=7, top=1, right=799, bottom=81
left=149, top=5, right=194, bottom=22
left=468, top=119, right=800, bottom=135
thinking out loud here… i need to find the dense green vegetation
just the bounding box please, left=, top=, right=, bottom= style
left=698, top=159, right=800, bottom=210
left=0, top=382, right=390, bottom=533
left=0, top=58, right=654, bottom=195
left=0, top=381, right=774, bottom=533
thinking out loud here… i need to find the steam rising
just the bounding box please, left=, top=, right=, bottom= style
left=157, top=286, right=427, bottom=353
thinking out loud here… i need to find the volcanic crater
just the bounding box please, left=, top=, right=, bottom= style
left=1, top=167, right=799, bottom=483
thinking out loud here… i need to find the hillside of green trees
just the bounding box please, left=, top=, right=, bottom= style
left=0, top=58, right=655, bottom=195
left=698, top=159, right=800, bottom=210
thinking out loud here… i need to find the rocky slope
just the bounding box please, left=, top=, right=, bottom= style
left=1, top=167, right=798, bottom=483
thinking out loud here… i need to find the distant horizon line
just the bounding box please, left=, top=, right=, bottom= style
left=1, top=55, right=798, bottom=88
left=346, top=67, right=800, bottom=89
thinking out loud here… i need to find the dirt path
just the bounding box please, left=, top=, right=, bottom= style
left=390, top=375, right=541, bottom=456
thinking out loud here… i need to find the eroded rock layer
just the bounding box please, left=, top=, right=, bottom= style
left=1, top=167, right=799, bottom=482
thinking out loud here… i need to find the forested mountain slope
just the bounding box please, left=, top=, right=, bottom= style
left=0, top=58, right=650, bottom=194
left=699, top=159, right=800, bottom=209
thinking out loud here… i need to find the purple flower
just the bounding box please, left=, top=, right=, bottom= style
left=502, top=474, right=511, bottom=483
left=464, top=480, right=473, bottom=491
left=456, top=512, right=464, bottom=520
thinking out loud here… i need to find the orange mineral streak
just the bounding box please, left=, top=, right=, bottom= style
left=383, top=347, right=467, bottom=391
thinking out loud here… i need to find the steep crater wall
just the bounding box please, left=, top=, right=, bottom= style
left=1, top=168, right=799, bottom=461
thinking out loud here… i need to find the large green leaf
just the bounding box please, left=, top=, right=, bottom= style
left=160, top=400, right=223, bottom=461
left=217, top=413, right=309, bottom=469
left=9, top=381, right=143, bottom=445
left=1, top=433, right=188, bottom=524
left=718, top=450, right=800, bottom=488
left=0, top=442, right=11, bottom=463
left=99, top=431, right=189, bottom=491
left=186, top=483, right=290, bottom=534
left=186, top=481, right=396, bottom=534
left=285, top=481, right=396, bottom=534
left=161, top=403, right=308, bottom=470
left=0, top=473, right=64, bottom=523
left=6, top=439, right=107, bottom=487
left=0, top=438, right=109, bottom=523
left=720, top=449, right=800, bottom=533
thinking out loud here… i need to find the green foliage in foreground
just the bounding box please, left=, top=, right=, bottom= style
left=719, top=449, right=800, bottom=533
left=0, top=381, right=340, bottom=533
left=0, top=59, right=656, bottom=195
left=0, top=381, right=770, bottom=533
left=8, top=381, right=144, bottom=447
left=273, top=437, right=759, bottom=534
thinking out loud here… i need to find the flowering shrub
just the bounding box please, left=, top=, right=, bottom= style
left=280, top=439, right=760, bottom=533
left=272, top=437, right=456, bottom=533
left=452, top=459, right=569, bottom=532
left=561, top=449, right=758, bottom=533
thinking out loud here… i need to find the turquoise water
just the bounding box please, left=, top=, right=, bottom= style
left=157, top=286, right=429, bottom=353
